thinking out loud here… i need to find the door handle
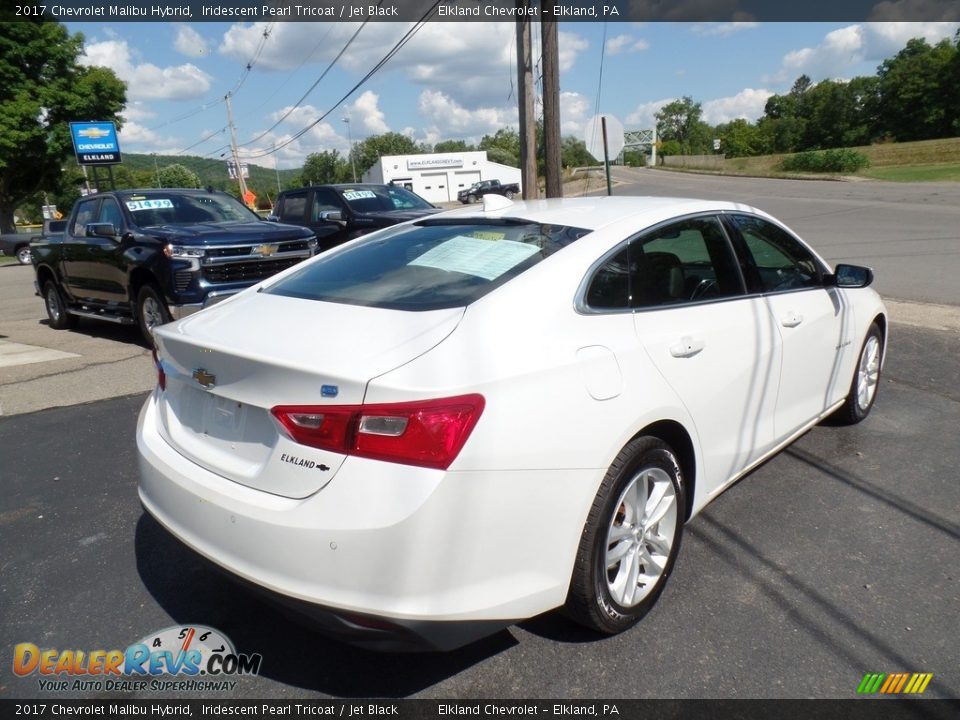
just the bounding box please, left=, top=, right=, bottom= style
left=670, top=336, right=705, bottom=358
left=780, top=311, right=804, bottom=328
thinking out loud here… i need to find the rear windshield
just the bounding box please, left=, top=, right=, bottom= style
left=266, top=219, right=590, bottom=311
left=120, top=192, right=259, bottom=227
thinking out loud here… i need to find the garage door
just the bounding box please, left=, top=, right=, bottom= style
left=416, top=172, right=451, bottom=204
left=453, top=171, right=481, bottom=199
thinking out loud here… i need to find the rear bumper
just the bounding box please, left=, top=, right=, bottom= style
left=136, top=391, right=597, bottom=650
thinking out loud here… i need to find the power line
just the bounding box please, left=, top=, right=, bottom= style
left=235, top=19, right=371, bottom=150
left=245, top=1, right=443, bottom=159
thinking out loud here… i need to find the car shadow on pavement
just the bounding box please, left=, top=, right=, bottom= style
left=134, top=513, right=517, bottom=697
left=39, top=317, right=151, bottom=348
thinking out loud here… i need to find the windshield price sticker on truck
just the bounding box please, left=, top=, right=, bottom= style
left=126, top=199, right=175, bottom=212
left=342, top=190, right=377, bottom=201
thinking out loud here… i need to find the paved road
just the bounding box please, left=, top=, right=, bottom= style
left=602, top=168, right=960, bottom=306
left=1, top=322, right=958, bottom=701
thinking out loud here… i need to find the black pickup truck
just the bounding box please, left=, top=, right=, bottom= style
left=457, top=179, right=520, bottom=204
left=32, top=188, right=316, bottom=343
left=269, top=183, right=439, bottom=252
left=0, top=220, right=66, bottom=265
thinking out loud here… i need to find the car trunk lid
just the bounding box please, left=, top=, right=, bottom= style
left=153, top=291, right=464, bottom=498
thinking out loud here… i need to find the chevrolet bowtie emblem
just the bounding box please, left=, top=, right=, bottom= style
left=252, top=243, right=279, bottom=257
left=192, top=368, right=216, bottom=388
left=77, top=127, right=111, bottom=139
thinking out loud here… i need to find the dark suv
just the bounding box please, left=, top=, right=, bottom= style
left=33, top=188, right=316, bottom=343
left=269, top=184, right=440, bottom=252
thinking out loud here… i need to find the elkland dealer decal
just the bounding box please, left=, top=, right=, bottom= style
left=13, top=625, right=262, bottom=692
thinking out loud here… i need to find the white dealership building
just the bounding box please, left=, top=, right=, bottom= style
left=363, top=151, right=522, bottom=204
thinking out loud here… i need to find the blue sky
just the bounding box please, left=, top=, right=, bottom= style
left=68, top=20, right=959, bottom=169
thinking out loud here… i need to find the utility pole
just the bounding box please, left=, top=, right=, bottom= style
left=516, top=10, right=538, bottom=200
left=343, top=117, right=358, bottom=183
left=225, top=92, right=249, bottom=201
left=541, top=15, right=562, bottom=197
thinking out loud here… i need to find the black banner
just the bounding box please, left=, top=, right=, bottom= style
left=5, top=0, right=960, bottom=23
left=2, top=700, right=960, bottom=720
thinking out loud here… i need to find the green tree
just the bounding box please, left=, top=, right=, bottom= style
left=351, top=132, right=419, bottom=176
left=434, top=139, right=475, bottom=153
left=301, top=150, right=348, bottom=185
left=877, top=37, right=956, bottom=141
left=158, top=163, right=201, bottom=189
left=560, top=136, right=594, bottom=168
left=715, top=119, right=767, bottom=158
left=479, top=128, right=521, bottom=167
left=0, top=22, right=126, bottom=232
left=655, top=97, right=711, bottom=154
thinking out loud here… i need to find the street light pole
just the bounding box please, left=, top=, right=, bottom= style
left=343, top=117, right=357, bottom=183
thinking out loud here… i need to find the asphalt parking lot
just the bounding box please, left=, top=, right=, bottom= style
left=1, top=172, right=958, bottom=702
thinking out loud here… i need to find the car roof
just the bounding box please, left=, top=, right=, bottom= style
left=439, top=196, right=762, bottom=233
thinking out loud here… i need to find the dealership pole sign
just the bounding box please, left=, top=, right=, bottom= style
left=69, top=122, right=122, bottom=165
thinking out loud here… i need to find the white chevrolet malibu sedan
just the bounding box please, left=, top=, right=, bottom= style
left=137, top=195, right=886, bottom=650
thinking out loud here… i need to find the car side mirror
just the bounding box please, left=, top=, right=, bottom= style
left=86, top=223, right=119, bottom=240
left=318, top=210, right=344, bottom=224
left=825, top=263, right=874, bottom=289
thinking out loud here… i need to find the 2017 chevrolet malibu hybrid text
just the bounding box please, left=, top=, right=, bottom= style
left=137, top=196, right=886, bottom=651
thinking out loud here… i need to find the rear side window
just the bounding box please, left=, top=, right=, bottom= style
left=267, top=220, right=589, bottom=311
left=585, top=216, right=744, bottom=311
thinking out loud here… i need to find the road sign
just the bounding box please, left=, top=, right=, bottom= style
left=584, top=115, right=625, bottom=162
left=69, top=122, right=121, bottom=165
left=227, top=161, right=249, bottom=180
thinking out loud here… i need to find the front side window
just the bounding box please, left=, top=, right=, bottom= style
left=267, top=219, right=588, bottom=311
left=584, top=216, right=744, bottom=311
left=311, top=188, right=345, bottom=219
left=279, top=192, right=308, bottom=224
left=73, top=200, right=99, bottom=236
left=728, top=214, right=823, bottom=293
left=97, top=199, right=123, bottom=230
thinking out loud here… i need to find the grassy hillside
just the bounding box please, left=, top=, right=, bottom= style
left=121, top=153, right=302, bottom=191
left=707, top=137, right=960, bottom=180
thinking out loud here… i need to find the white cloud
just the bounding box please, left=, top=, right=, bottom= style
left=174, top=25, right=211, bottom=59
left=691, top=22, right=759, bottom=37
left=121, top=102, right=155, bottom=123
left=117, top=121, right=183, bottom=153
left=702, top=88, right=774, bottom=124
left=417, top=90, right=516, bottom=140
left=606, top=34, right=650, bottom=55
left=220, top=23, right=591, bottom=106
left=81, top=38, right=213, bottom=101
left=557, top=31, right=590, bottom=72
left=345, top=91, right=389, bottom=135
left=626, top=98, right=674, bottom=128
left=766, top=22, right=959, bottom=84
left=560, top=92, right=591, bottom=136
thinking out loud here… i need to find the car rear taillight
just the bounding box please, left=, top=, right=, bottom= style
left=271, top=395, right=485, bottom=470
left=152, top=348, right=166, bottom=391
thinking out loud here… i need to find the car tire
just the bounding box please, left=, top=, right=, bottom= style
left=832, top=322, right=883, bottom=425
left=565, top=436, right=685, bottom=634
left=467, top=194, right=478, bottom=204
left=136, top=284, right=172, bottom=345
left=15, top=245, right=32, bottom=265
left=43, top=280, right=77, bottom=330
left=505, top=190, right=514, bottom=200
